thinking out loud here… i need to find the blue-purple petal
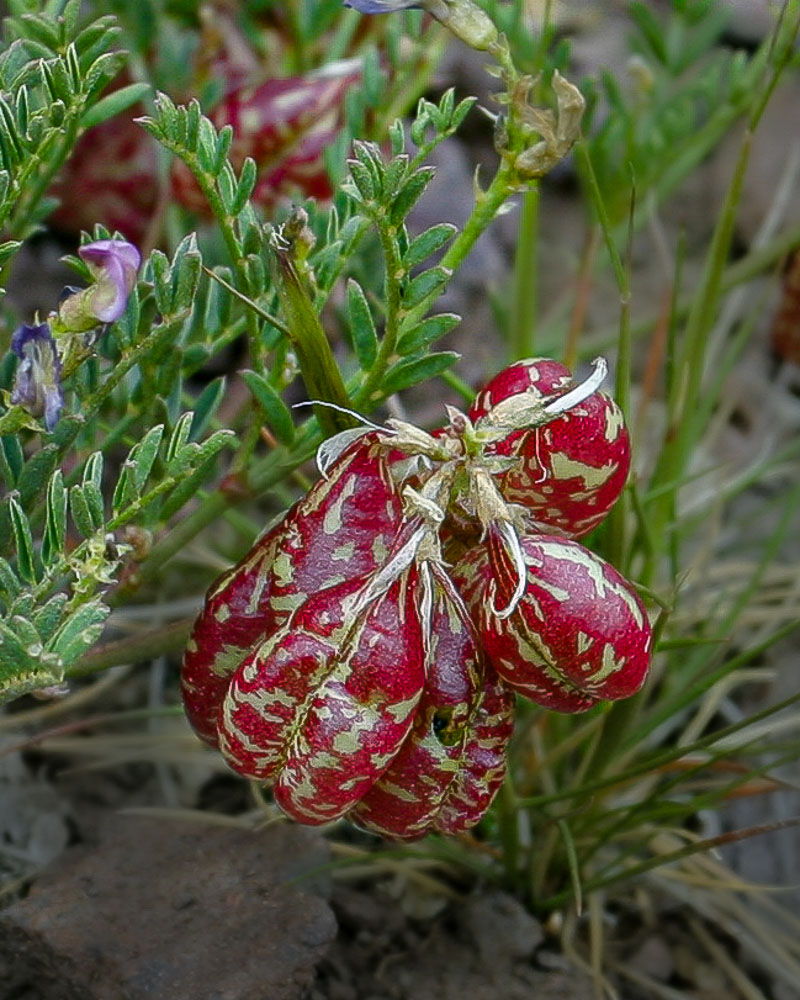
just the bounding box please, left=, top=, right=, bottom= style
left=10, top=322, right=64, bottom=431
left=343, top=0, right=422, bottom=12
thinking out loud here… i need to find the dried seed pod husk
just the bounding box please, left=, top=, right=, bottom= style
left=180, top=432, right=404, bottom=746
left=470, top=358, right=630, bottom=539
left=452, top=530, right=652, bottom=712
left=218, top=568, right=426, bottom=824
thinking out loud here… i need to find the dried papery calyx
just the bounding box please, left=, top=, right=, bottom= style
left=180, top=431, right=406, bottom=747
left=218, top=549, right=428, bottom=824
left=451, top=527, right=652, bottom=712
left=349, top=564, right=494, bottom=839
left=470, top=357, right=631, bottom=539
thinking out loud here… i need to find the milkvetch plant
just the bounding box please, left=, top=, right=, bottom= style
left=2, top=1, right=800, bottom=991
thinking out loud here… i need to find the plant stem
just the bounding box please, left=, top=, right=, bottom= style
left=510, top=184, right=539, bottom=360
left=352, top=214, right=404, bottom=409
left=67, top=619, right=194, bottom=677
left=401, top=158, right=517, bottom=332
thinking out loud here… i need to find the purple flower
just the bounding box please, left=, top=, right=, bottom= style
left=57, top=238, right=141, bottom=332
left=343, top=1, right=422, bottom=11
left=343, top=0, right=498, bottom=50
left=10, top=323, right=64, bottom=431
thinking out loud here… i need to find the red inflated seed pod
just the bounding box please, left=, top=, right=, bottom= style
left=180, top=432, right=404, bottom=747
left=452, top=528, right=652, bottom=712
left=469, top=357, right=573, bottom=421
left=181, top=516, right=292, bottom=747
left=350, top=565, right=516, bottom=840
left=218, top=568, right=426, bottom=824
left=470, top=358, right=631, bottom=539
left=433, top=666, right=515, bottom=835
left=349, top=568, right=486, bottom=839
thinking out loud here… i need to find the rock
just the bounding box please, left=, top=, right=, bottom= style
left=627, top=934, right=675, bottom=983
left=0, top=814, right=336, bottom=1000
left=459, top=889, right=544, bottom=962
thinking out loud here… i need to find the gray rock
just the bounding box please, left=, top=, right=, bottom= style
left=0, top=815, right=336, bottom=1000
left=459, top=889, right=545, bottom=962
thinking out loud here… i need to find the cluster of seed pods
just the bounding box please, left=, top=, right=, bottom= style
left=181, top=358, right=652, bottom=838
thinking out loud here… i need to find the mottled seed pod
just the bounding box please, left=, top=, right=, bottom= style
left=452, top=530, right=652, bottom=712
left=433, top=667, right=515, bottom=835
left=180, top=432, right=404, bottom=747
left=181, top=516, right=293, bottom=747
left=348, top=570, right=484, bottom=839
left=218, top=570, right=426, bottom=824
left=263, top=432, right=405, bottom=623
left=469, top=357, right=573, bottom=421
left=470, top=358, right=631, bottom=539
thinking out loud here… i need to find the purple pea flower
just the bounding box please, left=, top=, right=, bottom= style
left=343, top=1, right=422, bottom=10
left=10, top=323, right=64, bottom=431
left=57, top=238, right=141, bottom=332
left=342, top=0, right=498, bottom=50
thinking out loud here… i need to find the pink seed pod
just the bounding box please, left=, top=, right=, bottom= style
left=470, top=358, right=631, bottom=539
left=451, top=531, right=652, bottom=712
left=469, top=357, right=573, bottom=421
left=218, top=570, right=426, bottom=825
left=180, top=432, right=403, bottom=747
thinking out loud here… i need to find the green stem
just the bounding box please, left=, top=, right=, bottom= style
left=588, top=219, right=800, bottom=357
left=272, top=249, right=356, bottom=436
left=352, top=215, right=404, bottom=410
left=67, top=618, right=194, bottom=677
left=510, top=184, right=539, bottom=360
left=401, top=158, right=518, bottom=333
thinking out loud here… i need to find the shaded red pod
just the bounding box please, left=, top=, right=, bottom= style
left=349, top=569, right=484, bottom=839
left=470, top=358, right=630, bottom=539
left=451, top=531, right=652, bottom=712
left=433, top=666, right=515, bottom=835
left=218, top=570, right=426, bottom=825
left=181, top=515, right=291, bottom=747
left=180, top=432, right=404, bottom=747
left=172, top=63, right=359, bottom=214
left=350, top=567, right=516, bottom=840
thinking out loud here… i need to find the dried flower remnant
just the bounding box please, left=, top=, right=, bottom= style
left=500, top=71, right=586, bottom=179
left=56, top=239, right=141, bottom=333
left=9, top=322, right=64, bottom=431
